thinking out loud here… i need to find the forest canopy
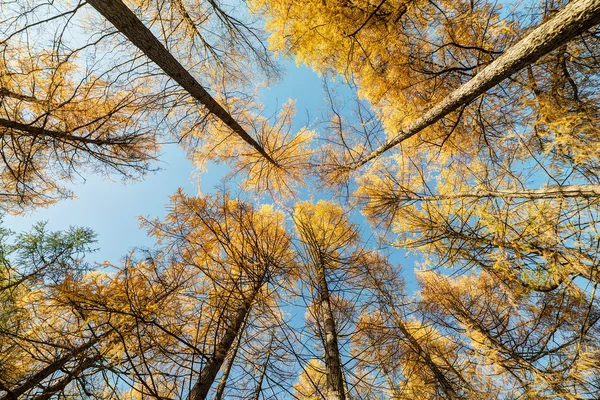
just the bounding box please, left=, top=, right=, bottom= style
left=2, top=0, right=600, bottom=399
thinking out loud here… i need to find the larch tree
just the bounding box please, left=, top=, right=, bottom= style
left=143, top=190, right=297, bottom=400
left=419, top=270, right=600, bottom=398
left=292, top=200, right=362, bottom=400
left=3, top=0, right=600, bottom=398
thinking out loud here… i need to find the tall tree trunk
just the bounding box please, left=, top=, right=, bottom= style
left=213, top=315, right=247, bottom=400
left=387, top=184, right=600, bottom=202
left=349, top=0, right=600, bottom=169
left=86, top=0, right=278, bottom=166
left=316, top=263, right=346, bottom=400
left=187, top=285, right=261, bottom=400
left=251, top=333, right=274, bottom=400
left=1, top=336, right=102, bottom=400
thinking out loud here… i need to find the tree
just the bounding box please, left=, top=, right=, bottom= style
left=419, top=270, right=600, bottom=398
left=4, top=0, right=600, bottom=398
left=251, top=0, right=600, bottom=176
left=144, top=190, right=296, bottom=399
left=0, top=33, right=160, bottom=212
left=293, top=201, right=361, bottom=400
left=0, top=0, right=313, bottom=212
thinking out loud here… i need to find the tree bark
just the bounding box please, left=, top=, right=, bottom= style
left=389, top=184, right=600, bottom=202
left=187, top=287, right=260, bottom=400
left=349, top=0, right=600, bottom=169
left=316, top=262, right=346, bottom=400
left=86, top=0, right=278, bottom=166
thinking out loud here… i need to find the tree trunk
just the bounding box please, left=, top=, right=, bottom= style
left=0, top=118, right=134, bottom=146
left=187, top=287, right=260, bottom=400
left=316, top=263, right=346, bottom=400
left=31, top=353, right=103, bottom=400
left=350, top=0, right=600, bottom=169
left=368, top=276, right=462, bottom=398
left=389, top=184, right=600, bottom=202
left=251, top=334, right=274, bottom=400
left=213, top=313, right=247, bottom=400
left=1, top=336, right=101, bottom=400
left=86, top=0, right=277, bottom=166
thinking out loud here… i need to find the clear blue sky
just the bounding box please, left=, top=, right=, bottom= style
left=4, top=62, right=326, bottom=263
left=4, top=59, right=419, bottom=289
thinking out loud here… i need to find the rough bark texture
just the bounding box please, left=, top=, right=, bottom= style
left=316, top=264, right=346, bottom=400
left=350, top=0, right=600, bottom=169
left=392, top=184, right=600, bottom=202
left=86, top=0, right=278, bottom=166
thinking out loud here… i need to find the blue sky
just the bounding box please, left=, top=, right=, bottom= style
left=4, top=62, right=327, bottom=264
left=4, top=58, right=419, bottom=291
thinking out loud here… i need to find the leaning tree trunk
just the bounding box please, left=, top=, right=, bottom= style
left=30, top=353, right=103, bottom=400
left=213, top=315, right=247, bottom=400
left=86, top=0, right=277, bottom=166
left=350, top=0, right=600, bottom=169
left=368, top=275, right=462, bottom=398
left=187, top=284, right=262, bottom=400
left=1, top=336, right=103, bottom=400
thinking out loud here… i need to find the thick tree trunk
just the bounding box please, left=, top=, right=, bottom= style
left=316, top=264, right=346, bottom=400
left=350, top=0, right=600, bottom=169
left=390, top=184, right=600, bottom=202
left=86, top=0, right=277, bottom=166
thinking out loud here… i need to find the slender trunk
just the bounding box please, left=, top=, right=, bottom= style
left=366, top=273, right=464, bottom=398
left=86, top=0, right=277, bottom=166
left=0, top=118, right=130, bottom=146
left=1, top=336, right=102, bottom=400
left=349, top=0, right=600, bottom=169
left=251, top=334, right=274, bottom=400
left=316, top=262, right=346, bottom=400
left=30, top=353, right=102, bottom=400
left=213, top=314, right=248, bottom=400
left=187, top=285, right=261, bottom=400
